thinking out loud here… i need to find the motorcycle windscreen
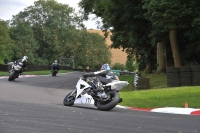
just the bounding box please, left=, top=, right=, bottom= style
left=74, top=93, right=95, bottom=105
left=106, top=81, right=129, bottom=91
left=7, top=62, right=14, bottom=65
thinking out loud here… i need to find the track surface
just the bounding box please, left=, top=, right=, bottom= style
left=0, top=72, right=200, bottom=133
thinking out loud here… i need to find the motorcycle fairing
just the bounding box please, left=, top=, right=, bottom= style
left=74, top=93, right=95, bottom=105
left=13, top=65, right=22, bottom=71
left=74, top=78, right=95, bottom=105
left=106, top=81, right=129, bottom=91
left=75, top=78, right=92, bottom=99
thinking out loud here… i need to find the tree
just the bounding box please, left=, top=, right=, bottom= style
left=79, top=0, right=155, bottom=71
left=0, top=20, right=13, bottom=64
left=75, top=30, right=111, bottom=69
left=9, top=21, right=39, bottom=64
left=143, top=0, right=197, bottom=67
left=80, top=0, right=200, bottom=69
left=125, top=55, right=135, bottom=72
left=157, top=42, right=166, bottom=73
left=11, top=0, right=83, bottom=64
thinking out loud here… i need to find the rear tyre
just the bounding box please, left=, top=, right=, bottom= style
left=97, top=91, right=120, bottom=111
left=52, top=72, right=56, bottom=76
left=63, top=91, right=76, bottom=106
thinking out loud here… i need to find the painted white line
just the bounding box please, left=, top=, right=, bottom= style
left=116, top=105, right=200, bottom=115
left=151, top=107, right=200, bottom=115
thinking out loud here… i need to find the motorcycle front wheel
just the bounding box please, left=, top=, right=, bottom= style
left=63, top=91, right=76, bottom=106
left=8, top=71, right=16, bottom=81
left=97, top=91, right=120, bottom=111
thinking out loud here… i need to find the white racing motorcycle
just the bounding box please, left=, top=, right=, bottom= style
left=8, top=62, right=23, bottom=81
left=63, top=71, right=129, bottom=111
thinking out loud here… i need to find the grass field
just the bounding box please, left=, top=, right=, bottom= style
left=118, top=73, right=200, bottom=108
left=1, top=70, right=200, bottom=108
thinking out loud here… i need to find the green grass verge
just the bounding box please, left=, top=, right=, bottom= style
left=119, top=87, right=200, bottom=108
left=118, top=73, right=200, bottom=108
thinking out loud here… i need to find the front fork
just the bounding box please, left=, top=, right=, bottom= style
left=70, top=89, right=77, bottom=96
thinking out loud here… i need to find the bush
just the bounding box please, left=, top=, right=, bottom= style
left=111, top=63, right=126, bottom=70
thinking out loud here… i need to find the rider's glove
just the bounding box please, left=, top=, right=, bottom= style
left=83, top=73, right=89, bottom=78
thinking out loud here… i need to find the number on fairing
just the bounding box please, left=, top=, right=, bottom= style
left=85, top=98, right=92, bottom=104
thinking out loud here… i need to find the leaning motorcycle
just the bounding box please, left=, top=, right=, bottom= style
left=63, top=74, right=129, bottom=111
left=8, top=62, right=23, bottom=81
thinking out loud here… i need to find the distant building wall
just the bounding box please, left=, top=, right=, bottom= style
left=87, top=30, right=127, bottom=65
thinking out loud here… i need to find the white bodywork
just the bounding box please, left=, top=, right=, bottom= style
left=13, top=65, right=22, bottom=71
left=8, top=62, right=22, bottom=72
left=106, top=81, right=129, bottom=91
left=73, top=77, right=129, bottom=105
left=74, top=78, right=95, bottom=105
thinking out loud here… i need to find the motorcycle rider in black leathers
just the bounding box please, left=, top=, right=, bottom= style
left=13, top=56, right=28, bottom=76
left=51, top=60, right=60, bottom=72
left=83, top=63, right=119, bottom=86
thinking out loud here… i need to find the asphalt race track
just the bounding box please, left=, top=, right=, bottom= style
left=0, top=72, right=200, bottom=133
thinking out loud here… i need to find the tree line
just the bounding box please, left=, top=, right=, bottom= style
left=79, top=0, right=200, bottom=73
left=0, top=0, right=111, bottom=69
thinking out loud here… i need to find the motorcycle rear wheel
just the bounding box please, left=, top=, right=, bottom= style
left=97, top=91, right=120, bottom=111
left=52, top=70, right=57, bottom=76
left=63, top=91, right=76, bottom=106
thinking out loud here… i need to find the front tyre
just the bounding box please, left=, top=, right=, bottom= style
left=63, top=91, right=76, bottom=106
left=97, top=91, right=120, bottom=111
left=8, top=71, right=16, bottom=81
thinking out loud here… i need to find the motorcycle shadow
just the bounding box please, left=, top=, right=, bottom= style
left=8, top=80, right=22, bottom=82
left=73, top=105, right=98, bottom=110
left=58, top=104, right=98, bottom=110
left=60, top=104, right=122, bottom=112
left=59, top=104, right=98, bottom=111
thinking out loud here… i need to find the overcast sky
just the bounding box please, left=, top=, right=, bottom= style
left=0, top=0, right=99, bottom=29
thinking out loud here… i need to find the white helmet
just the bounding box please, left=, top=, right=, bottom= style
left=22, top=56, right=28, bottom=62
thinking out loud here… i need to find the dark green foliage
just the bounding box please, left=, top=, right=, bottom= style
left=7, top=0, right=111, bottom=68
left=74, top=30, right=111, bottom=69
left=143, top=0, right=200, bottom=65
left=10, top=0, right=81, bottom=64
left=79, top=0, right=156, bottom=70
left=9, top=21, right=39, bottom=64
left=111, top=63, right=126, bottom=70
left=0, top=20, right=13, bottom=64
left=80, top=0, right=200, bottom=68
left=125, top=55, right=135, bottom=72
